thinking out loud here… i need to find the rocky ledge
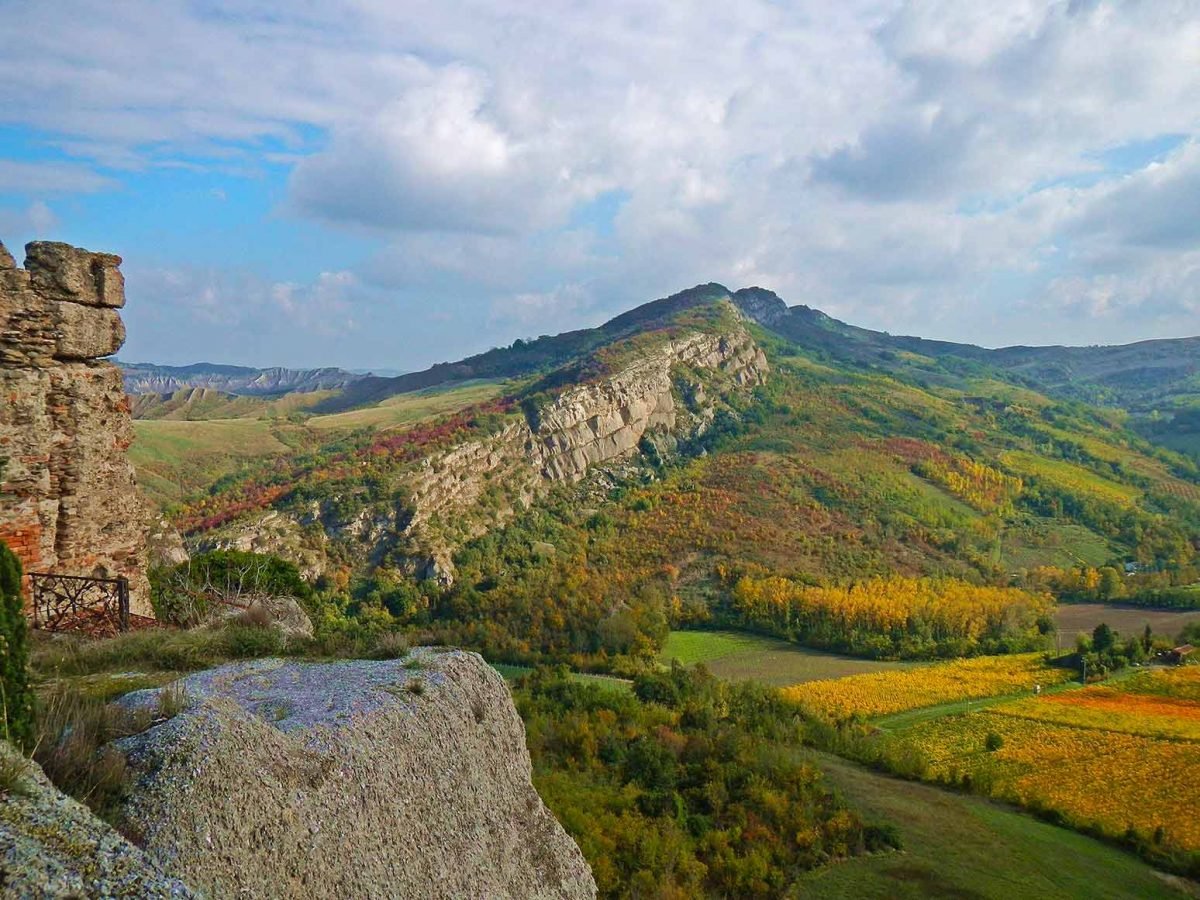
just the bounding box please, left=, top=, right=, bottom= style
left=0, top=238, right=151, bottom=614
left=113, top=651, right=596, bottom=899
left=0, top=741, right=196, bottom=898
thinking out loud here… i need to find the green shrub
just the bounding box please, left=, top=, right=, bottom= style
left=151, top=550, right=314, bottom=626
left=0, top=541, right=34, bottom=749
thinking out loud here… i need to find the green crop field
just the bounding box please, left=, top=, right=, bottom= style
left=660, top=630, right=914, bottom=687
left=797, top=753, right=1187, bottom=900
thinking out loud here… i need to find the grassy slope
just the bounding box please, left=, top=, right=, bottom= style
left=307, top=379, right=507, bottom=431
left=131, top=419, right=294, bottom=507
left=130, top=379, right=512, bottom=509
left=660, top=630, right=913, bottom=687
left=799, top=753, right=1188, bottom=900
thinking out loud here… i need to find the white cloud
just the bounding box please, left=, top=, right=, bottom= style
left=0, top=160, right=115, bottom=193
left=3, top=0, right=1200, bottom=362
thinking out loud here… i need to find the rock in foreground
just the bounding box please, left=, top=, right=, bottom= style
left=0, top=741, right=196, bottom=898
left=115, top=651, right=596, bottom=899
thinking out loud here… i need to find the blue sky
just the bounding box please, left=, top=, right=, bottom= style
left=1, top=1, right=1198, bottom=369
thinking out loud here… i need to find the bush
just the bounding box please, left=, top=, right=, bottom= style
left=985, top=731, right=1004, bottom=752
left=151, top=550, right=314, bottom=626
left=0, top=541, right=34, bottom=748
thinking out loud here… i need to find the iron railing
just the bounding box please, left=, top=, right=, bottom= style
left=28, top=572, right=130, bottom=635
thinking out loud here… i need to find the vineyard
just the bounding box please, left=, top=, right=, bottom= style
left=904, top=707, right=1200, bottom=852
left=995, top=684, right=1200, bottom=741
left=783, top=653, right=1070, bottom=719
left=793, top=660, right=1200, bottom=858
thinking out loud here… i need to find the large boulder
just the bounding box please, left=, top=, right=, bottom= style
left=113, top=651, right=596, bottom=899
left=0, top=741, right=197, bottom=898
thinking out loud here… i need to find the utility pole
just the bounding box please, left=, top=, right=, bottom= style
left=1081, top=657, right=1087, bottom=684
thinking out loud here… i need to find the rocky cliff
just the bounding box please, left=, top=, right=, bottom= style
left=401, top=325, right=767, bottom=577
left=208, top=319, right=768, bottom=581
left=0, top=239, right=151, bottom=615
left=113, top=652, right=596, bottom=899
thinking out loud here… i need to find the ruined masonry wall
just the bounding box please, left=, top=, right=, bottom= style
left=0, top=239, right=151, bottom=616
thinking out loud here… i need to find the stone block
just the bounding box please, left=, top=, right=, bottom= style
left=25, top=241, right=126, bottom=308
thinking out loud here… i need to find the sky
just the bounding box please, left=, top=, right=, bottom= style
left=0, top=1, right=1198, bottom=370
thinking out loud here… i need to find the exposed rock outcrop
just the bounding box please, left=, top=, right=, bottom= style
left=113, top=652, right=597, bottom=899
left=205, top=592, right=314, bottom=639
left=0, top=240, right=152, bottom=615
left=399, top=324, right=768, bottom=579
left=120, top=361, right=366, bottom=397
left=205, top=311, right=768, bottom=583
left=0, top=740, right=197, bottom=897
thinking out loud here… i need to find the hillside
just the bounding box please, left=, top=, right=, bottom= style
left=124, top=282, right=1200, bottom=668
left=745, top=293, right=1200, bottom=451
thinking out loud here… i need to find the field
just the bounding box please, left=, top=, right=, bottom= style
left=131, top=418, right=294, bottom=507
left=1054, top=603, right=1200, bottom=643
left=995, top=683, right=1200, bottom=741
left=307, top=380, right=507, bottom=431
left=795, top=656, right=1200, bottom=857
left=659, top=630, right=912, bottom=687
left=796, top=754, right=1187, bottom=900
left=905, top=706, right=1200, bottom=852
left=784, top=654, right=1072, bottom=720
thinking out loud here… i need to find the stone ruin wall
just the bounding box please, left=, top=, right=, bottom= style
left=0, top=239, right=151, bottom=617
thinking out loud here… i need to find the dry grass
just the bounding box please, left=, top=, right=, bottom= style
left=32, top=683, right=190, bottom=820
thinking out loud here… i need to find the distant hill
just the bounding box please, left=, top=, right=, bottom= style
left=732, top=290, right=1200, bottom=415
left=118, top=361, right=366, bottom=397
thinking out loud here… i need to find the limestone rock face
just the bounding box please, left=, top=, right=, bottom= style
left=0, top=741, right=197, bottom=898
left=0, top=239, right=151, bottom=615
left=211, top=313, right=767, bottom=584
left=114, top=652, right=597, bottom=899
left=399, top=323, right=768, bottom=580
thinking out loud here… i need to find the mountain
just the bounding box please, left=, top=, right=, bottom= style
left=732, top=290, right=1200, bottom=415
left=137, top=282, right=1199, bottom=634
left=119, top=361, right=367, bottom=397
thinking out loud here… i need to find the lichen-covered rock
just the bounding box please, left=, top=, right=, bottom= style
left=0, top=240, right=151, bottom=615
left=0, top=741, right=197, bottom=898
left=113, top=653, right=597, bottom=899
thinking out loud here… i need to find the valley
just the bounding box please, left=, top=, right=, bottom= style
left=9, top=7, right=1200, bottom=898
left=27, top=279, right=1200, bottom=897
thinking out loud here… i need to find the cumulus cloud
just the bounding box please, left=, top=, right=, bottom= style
left=121, top=265, right=365, bottom=367
left=3, top=0, right=1200, bottom=363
